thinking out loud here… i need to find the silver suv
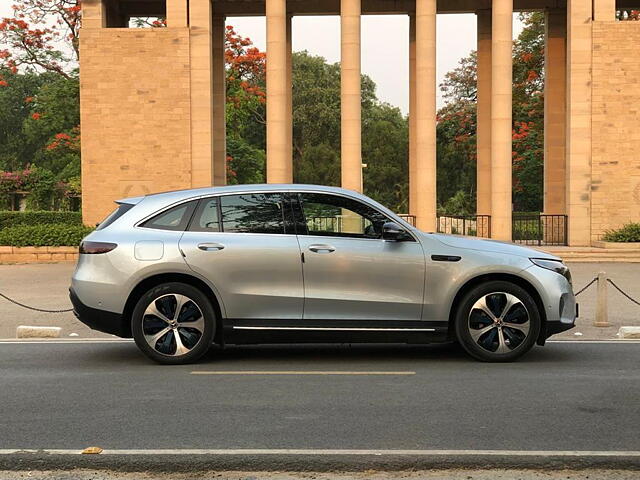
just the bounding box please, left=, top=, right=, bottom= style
left=70, top=184, right=576, bottom=364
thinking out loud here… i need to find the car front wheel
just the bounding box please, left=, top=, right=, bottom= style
left=455, top=281, right=541, bottom=362
left=131, top=282, right=216, bottom=365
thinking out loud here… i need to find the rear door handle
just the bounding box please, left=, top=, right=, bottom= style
left=308, top=244, right=335, bottom=253
left=197, top=242, right=225, bottom=251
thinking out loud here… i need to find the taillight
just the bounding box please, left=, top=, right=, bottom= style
left=79, top=241, right=117, bottom=254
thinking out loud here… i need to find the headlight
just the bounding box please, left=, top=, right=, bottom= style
left=530, top=258, right=572, bottom=284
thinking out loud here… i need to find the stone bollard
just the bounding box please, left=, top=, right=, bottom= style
left=594, top=272, right=611, bottom=327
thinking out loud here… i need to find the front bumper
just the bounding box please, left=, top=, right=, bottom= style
left=69, top=288, right=130, bottom=338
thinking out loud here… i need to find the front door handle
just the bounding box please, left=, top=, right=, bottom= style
left=197, top=242, right=225, bottom=251
left=308, top=244, right=335, bottom=253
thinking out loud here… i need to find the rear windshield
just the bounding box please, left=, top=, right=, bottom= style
left=96, top=203, right=134, bottom=230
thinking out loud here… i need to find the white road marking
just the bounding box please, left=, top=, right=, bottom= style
left=0, top=449, right=638, bottom=457
left=0, top=339, right=132, bottom=344
left=191, top=371, right=416, bottom=375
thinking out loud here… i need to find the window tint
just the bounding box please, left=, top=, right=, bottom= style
left=299, top=193, right=389, bottom=239
left=140, top=201, right=196, bottom=231
left=189, top=198, right=221, bottom=232
left=220, top=193, right=286, bottom=234
left=96, top=203, right=134, bottom=230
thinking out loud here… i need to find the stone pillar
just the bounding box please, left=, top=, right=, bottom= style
left=167, top=0, right=188, bottom=28
left=543, top=9, right=566, bottom=215
left=566, top=0, right=592, bottom=246
left=266, top=0, right=290, bottom=183
left=414, top=0, right=437, bottom=231
left=212, top=15, right=227, bottom=186
left=593, top=0, right=616, bottom=21
left=82, top=0, right=105, bottom=28
left=408, top=14, right=417, bottom=215
left=490, top=0, right=513, bottom=241
left=476, top=9, right=492, bottom=234
left=189, top=0, right=214, bottom=187
left=286, top=14, right=294, bottom=182
left=341, top=0, right=362, bottom=193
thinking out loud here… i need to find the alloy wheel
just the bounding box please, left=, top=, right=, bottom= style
left=467, top=292, right=531, bottom=354
left=142, top=293, right=205, bottom=357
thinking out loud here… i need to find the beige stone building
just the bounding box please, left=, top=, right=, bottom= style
left=80, top=0, right=640, bottom=246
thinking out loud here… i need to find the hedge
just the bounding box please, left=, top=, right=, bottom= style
left=0, top=211, right=82, bottom=230
left=0, top=224, right=94, bottom=247
left=601, top=223, right=640, bottom=243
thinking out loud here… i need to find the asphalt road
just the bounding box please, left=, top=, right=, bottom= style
left=0, top=341, right=638, bottom=471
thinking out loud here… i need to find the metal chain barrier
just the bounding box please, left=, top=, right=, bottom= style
left=0, top=291, right=73, bottom=313
left=574, top=277, right=598, bottom=297
left=606, top=278, right=640, bottom=307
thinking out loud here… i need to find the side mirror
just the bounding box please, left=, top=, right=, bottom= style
left=382, top=221, right=408, bottom=242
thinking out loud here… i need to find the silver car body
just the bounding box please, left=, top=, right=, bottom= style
left=70, top=184, right=576, bottom=343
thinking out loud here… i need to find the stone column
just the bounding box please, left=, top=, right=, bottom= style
left=341, top=0, right=362, bottom=193
left=490, top=0, right=513, bottom=241
left=212, top=15, right=227, bottom=186
left=82, top=0, right=106, bottom=28
left=414, top=0, right=437, bottom=231
left=593, top=0, right=616, bottom=21
left=286, top=14, right=294, bottom=182
left=476, top=9, right=492, bottom=237
left=408, top=14, right=417, bottom=215
left=189, top=0, right=214, bottom=187
left=566, top=0, right=593, bottom=246
left=543, top=9, right=566, bottom=215
left=266, top=0, right=290, bottom=183
left=167, top=0, right=188, bottom=28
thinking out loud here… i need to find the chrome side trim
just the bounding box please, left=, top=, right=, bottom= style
left=232, top=326, right=436, bottom=332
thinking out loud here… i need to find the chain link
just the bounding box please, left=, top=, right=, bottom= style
left=573, top=277, right=597, bottom=297
left=0, top=292, right=73, bottom=313
left=606, top=278, right=640, bottom=307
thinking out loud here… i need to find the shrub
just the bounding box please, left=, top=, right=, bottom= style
left=0, top=224, right=93, bottom=247
left=0, top=211, right=82, bottom=230
left=601, top=223, right=640, bottom=243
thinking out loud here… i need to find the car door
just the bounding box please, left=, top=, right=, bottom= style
left=179, top=192, right=304, bottom=320
left=295, top=192, right=426, bottom=321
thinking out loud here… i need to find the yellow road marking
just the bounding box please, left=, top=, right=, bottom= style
left=191, top=371, right=415, bottom=376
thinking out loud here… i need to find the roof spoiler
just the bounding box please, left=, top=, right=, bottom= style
left=115, top=196, right=144, bottom=206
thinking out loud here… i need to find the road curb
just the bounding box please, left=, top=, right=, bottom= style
left=16, top=326, right=62, bottom=339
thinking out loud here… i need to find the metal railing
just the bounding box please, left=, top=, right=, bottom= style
left=512, top=214, right=568, bottom=246
left=436, top=215, right=491, bottom=238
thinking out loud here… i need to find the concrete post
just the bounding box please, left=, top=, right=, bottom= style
left=82, top=0, right=106, bottom=28
left=414, top=0, right=437, bottom=232
left=341, top=0, right=362, bottom=193
left=566, top=0, right=593, bottom=246
left=476, top=9, right=492, bottom=218
left=212, top=15, right=227, bottom=186
left=409, top=14, right=417, bottom=215
left=266, top=0, right=290, bottom=183
left=543, top=9, right=567, bottom=216
left=595, top=272, right=610, bottom=327
left=189, top=0, right=214, bottom=187
left=166, top=0, right=188, bottom=28
left=490, top=0, right=513, bottom=241
left=285, top=14, right=293, bottom=182
left=593, top=0, right=616, bottom=21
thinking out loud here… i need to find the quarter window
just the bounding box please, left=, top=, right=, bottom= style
left=298, top=193, right=389, bottom=239
left=190, top=198, right=221, bottom=232
left=220, top=193, right=286, bottom=234
left=140, top=201, right=197, bottom=231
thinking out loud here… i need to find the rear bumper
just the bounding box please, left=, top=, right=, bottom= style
left=69, top=288, right=130, bottom=338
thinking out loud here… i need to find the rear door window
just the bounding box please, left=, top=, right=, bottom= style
left=219, top=193, right=287, bottom=234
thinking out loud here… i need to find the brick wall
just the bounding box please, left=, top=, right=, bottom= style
left=591, top=22, right=640, bottom=240
left=80, top=28, right=192, bottom=225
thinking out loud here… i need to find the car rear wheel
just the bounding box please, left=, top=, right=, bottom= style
left=131, top=282, right=215, bottom=365
left=455, top=281, right=541, bottom=362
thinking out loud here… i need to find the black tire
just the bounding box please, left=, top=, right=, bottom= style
left=131, top=282, right=216, bottom=365
left=455, top=281, right=541, bottom=362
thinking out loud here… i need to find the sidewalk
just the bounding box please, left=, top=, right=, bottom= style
left=0, top=262, right=638, bottom=340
